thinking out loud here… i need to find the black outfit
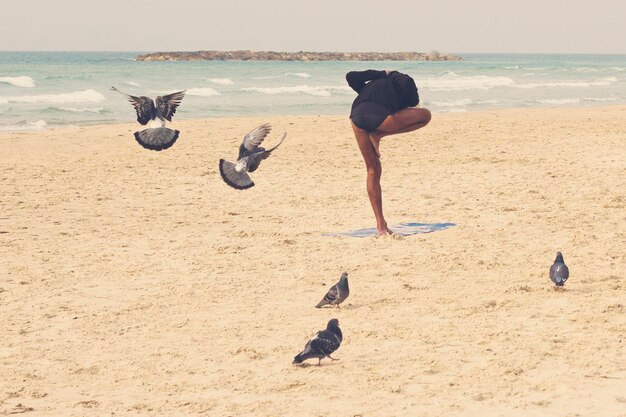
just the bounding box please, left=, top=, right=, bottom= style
left=346, top=69, right=419, bottom=132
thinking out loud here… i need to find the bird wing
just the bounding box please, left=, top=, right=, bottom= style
left=549, top=263, right=557, bottom=282
left=310, top=330, right=340, bottom=355
left=246, top=133, right=286, bottom=173
left=242, top=123, right=272, bottom=151
left=316, top=284, right=338, bottom=308
left=155, top=90, right=186, bottom=122
left=324, top=285, right=339, bottom=303
left=111, top=86, right=154, bottom=125
left=260, top=132, right=286, bottom=159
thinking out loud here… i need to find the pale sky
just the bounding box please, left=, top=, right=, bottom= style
left=1, top=0, right=625, bottom=53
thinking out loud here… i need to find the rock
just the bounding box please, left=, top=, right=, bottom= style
left=135, top=50, right=463, bottom=62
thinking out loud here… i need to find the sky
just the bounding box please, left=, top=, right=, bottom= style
left=0, top=0, right=625, bottom=53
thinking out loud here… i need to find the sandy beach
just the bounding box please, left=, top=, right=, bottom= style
left=1, top=106, right=625, bottom=416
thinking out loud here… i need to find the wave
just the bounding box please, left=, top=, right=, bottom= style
left=285, top=72, right=311, bottom=78
left=252, top=72, right=312, bottom=80
left=436, top=108, right=468, bottom=113
left=432, top=98, right=473, bottom=107
left=0, top=89, right=106, bottom=104
left=435, top=71, right=460, bottom=77
left=186, top=87, right=220, bottom=97
left=531, top=97, right=617, bottom=105
left=207, top=78, right=234, bottom=85
left=538, top=98, right=581, bottom=105
left=241, top=84, right=351, bottom=97
left=421, top=74, right=515, bottom=91
left=0, top=76, right=35, bottom=88
left=125, top=81, right=141, bottom=87
left=0, top=119, right=47, bottom=132
left=46, top=106, right=109, bottom=113
left=582, top=97, right=618, bottom=102
left=573, top=67, right=626, bottom=73
left=514, top=77, right=617, bottom=89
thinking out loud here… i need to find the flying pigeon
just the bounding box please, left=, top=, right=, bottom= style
left=219, top=123, right=286, bottom=190
left=111, top=86, right=186, bottom=151
left=549, top=251, right=570, bottom=288
left=316, top=272, right=349, bottom=308
left=293, top=319, right=342, bottom=366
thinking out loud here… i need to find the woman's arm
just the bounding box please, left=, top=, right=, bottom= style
left=346, top=69, right=388, bottom=93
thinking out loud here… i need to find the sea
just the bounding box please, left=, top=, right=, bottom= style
left=1, top=52, right=625, bottom=132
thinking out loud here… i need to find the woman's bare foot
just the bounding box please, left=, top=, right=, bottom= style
left=377, top=223, right=393, bottom=236
left=369, top=133, right=382, bottom=158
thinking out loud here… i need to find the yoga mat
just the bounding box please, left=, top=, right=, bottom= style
left=324, top=222, right=456, bottom=238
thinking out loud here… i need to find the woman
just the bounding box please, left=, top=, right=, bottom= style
left=346, top=69, right=431, bottom=235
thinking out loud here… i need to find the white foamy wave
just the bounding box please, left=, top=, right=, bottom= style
left=55, top=106, right=108, bottom=113
left=242, top=85, right=351, bottom=97
left=125, top=81, right=141, bottom=87
left=436, top=108, right=468, bottom=113
left=0, top=89, right=106, bottom=104
left=538, top=98, right=581, bottom=105
left=503, top=66, right=521, bottom=70
left=186, top=87, right=220, bottom=97
left=515, top=78, right=617, bottom=89
left=475, top=99, right=502, bottom=105
left=285, top=72, right=311, bottom=78
left=0, top=76, right=36, bottom=88
left=207, top=78, right=234, bottom=85
left=252, top=72, right=312, bottom=80
left=432, top=98, right=473, bottom=107
left=0, top=119, right=47, bottom=132
left=421, top=74, right=515, bottom=91
left=582, top=97, right=618, bottom=102
left=573, top=67, right=600, bottom=73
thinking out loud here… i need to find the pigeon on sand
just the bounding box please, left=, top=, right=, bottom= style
left=549, top=251, right=569, bottom=288
left=219, top=123, right=286, bottom=190
left=111, top=86, right=186, bottom=151
left=316, top=272, right=349, bottom=308
left=293, top=319, right=342, bottom=366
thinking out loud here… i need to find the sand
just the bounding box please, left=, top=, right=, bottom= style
left=1, top=106, right=625, bottom=416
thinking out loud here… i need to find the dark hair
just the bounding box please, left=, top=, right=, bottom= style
left=388, top=71, right=419, bottom=109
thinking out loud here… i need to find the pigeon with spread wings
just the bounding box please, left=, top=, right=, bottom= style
left=219, top=123, right=286, bottom=189
left=111, top=86, right=186, bottom=151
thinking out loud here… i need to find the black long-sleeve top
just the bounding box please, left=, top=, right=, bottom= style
left=346, top=70, right=397, bottom=116
left=346, top=69, right=419, bottom=116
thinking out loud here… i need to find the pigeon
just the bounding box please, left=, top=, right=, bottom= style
left=316, top=272, right=349, bottom=308
left=219, top=123, right=286, bottom=190
left=111, top=86, right=186, bottom=151
left=293, top=319, right=342, bottom=366
left=549, top=251, right=570, bottom=288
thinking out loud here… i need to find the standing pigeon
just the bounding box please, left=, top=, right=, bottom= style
left=219, top=123, right=286, bottom=189
left=316, top=272, right=349, bottom=308
left=293, top=319, right=342, bottom=366
left=549, top=251, right=570, bottom=288
left=111, top=86, right=186, bottom=151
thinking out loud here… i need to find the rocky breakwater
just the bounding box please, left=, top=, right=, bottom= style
left=135, top=50, right=463, bottom=62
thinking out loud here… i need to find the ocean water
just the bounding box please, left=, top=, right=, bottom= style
left=1, top=52, right=625, bottom=132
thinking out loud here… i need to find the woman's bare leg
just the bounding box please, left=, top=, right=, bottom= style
left=370, top=107, right=431, bottom=157
left=351, top=121, right=392, bottom=235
